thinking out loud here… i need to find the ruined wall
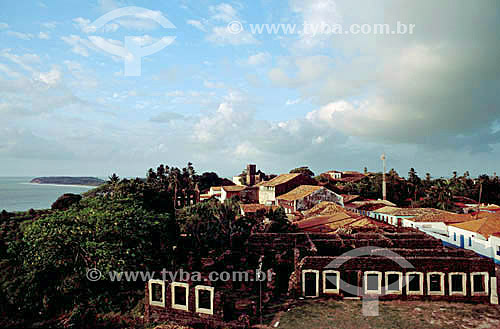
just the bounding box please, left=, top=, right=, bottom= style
left=295, top=187, right=343, bottom=211
left=295, top=255, right=494, bottom=303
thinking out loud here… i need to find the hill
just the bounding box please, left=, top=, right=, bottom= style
left=30, top=176, right=104, bottom=186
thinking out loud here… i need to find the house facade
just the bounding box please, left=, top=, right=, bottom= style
left=276, top=185, right=343, bottom=214
left=258, top=173, right=316, bottom=205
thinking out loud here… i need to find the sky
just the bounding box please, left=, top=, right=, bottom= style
left=0, top=0, right=499, bottom=179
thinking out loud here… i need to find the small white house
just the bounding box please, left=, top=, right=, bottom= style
left=445, top=215, right=500, bottom=264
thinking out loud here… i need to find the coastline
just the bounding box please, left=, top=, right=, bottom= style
left=20, top=183, right=99, bottom=189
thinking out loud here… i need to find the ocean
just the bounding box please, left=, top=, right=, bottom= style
left=0, top=177, right=96, bottom=212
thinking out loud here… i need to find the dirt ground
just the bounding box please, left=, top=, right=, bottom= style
left=274, top=299, right=500, bottom=329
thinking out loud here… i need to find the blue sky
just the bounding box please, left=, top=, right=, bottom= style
left=1, top=0, right=499, bottom=179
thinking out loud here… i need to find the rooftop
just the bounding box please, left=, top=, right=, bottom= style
left=341, top=194, right=361, bottom=203
left=345, top=200, right=397, bottom=208
left=276, top=185, right=322, bottom=201
left=409, top=209, right=473, bottom=223
left=373, top=206, right=441, bottom=217
left=256, top=173, right=302, bottom=187
left=240, top=203, right=278, bottom=214
left=451, top=213, right=500, bottom=238
left=296, top=212, right=390, bottom=233
left=222, top=185, right=247, bottom=192
left=302, top=201, right=346, bottom=217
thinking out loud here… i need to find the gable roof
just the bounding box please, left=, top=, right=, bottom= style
left=345, top=200, right=396, bottom=209
left=257, top=173, right=301, bottom=187
left=373, top=206, right=440, bottom=217
left=450, top=214, right=500, bottom=238
left=276, top=185, right=322, bottom=201
left=302, top=201, right=346, bottom=217
left=409, top=209, right=473, bottom=224
left=222, top=185, right=247, bottom=192
left=240, top=203, right=278, bottom=214
left=341, top=194, right=361, bottom=203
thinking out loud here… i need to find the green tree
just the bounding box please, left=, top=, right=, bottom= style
left=290, top=166, right=315, bottom=177
left=5, top=196, right=176, bottom=325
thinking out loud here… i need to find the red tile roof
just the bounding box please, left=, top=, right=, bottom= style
left=256, top=173, right=302, bottom=187
left=222, top=185, right=247, bottom=192
left=240, top=204, right=278, bottom=214
left=276, top=185, right=322, bottom=201
left=451, top=213, right=500, bottom=238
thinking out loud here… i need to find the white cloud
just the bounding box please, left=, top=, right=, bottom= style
left=61, top=35, right=91, bottom=57
left=246, top=52, right=271, bottom=65
left=234, top=141, right=260, bottom=157
left=187, top=19, right=207, bottom=32
left=0, top=50, right=40, bottom=72
left=38, top=31, right=50, bottom=39
left=285, top=98, right=302, bottom=106
left=209, top=3, right=240, bottom=23
left=204, top=80, right=225, bottom=89
left=6, top=31, right=34, bottom=40
left=73, top=17, right=96, bottom=33
left=103, top=23, right=120, bottom=32
left=41, top=21, right=57, bottom=29
left=207, top=26, right=258, bottom=45
left=129, top=34, right=156, bottom=46
left=0, top=22, right=9, bottom=30
left=0, top=63, right=21, bottom=78
left=64, top=60, right=82, bottom=72
left=36, top=67, right=62, bottom=86
left=166, top=90, right=184, bottom=97
left=290, top=0, right=343, bottom=49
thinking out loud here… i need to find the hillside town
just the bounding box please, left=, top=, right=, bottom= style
left=144, top=163, right=500, bottom=328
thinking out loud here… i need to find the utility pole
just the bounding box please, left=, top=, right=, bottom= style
left=381, top=154, right=387, bottom=200
left=476, top=182, right=483, bottom=220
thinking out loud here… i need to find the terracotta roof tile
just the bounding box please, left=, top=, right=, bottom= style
left=374, top=207, right=442, bottom=217
left=276, top=185, right=322, bottom=201
left=222, top=185, right=247, bottom=192
left=410, top=210, right=473, bottom=223
left=256, top=173, right=302, bottom=187
left=451, top=213, right=500, bottom=238
left=341, top=194, right=361, bottom=203
left=240, top=204, right=278, bottom=214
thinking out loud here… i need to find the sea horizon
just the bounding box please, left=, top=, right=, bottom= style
left=0, top=177, right=96, bottom=212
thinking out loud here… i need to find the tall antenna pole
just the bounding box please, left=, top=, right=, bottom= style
left=381, top=153, right=387, bottom=200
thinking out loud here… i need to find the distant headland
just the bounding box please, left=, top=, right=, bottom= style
left=30, top=177, right=105, bottom=186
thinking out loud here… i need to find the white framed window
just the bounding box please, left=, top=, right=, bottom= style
left=302, top=269, right=319, bottom=298
left=148, top=279, right=165, bottom=307
left=171, top=282, right=189, bottom=311
left=195, top=285, right=214, bottom=315
left=322, top=270, right=340, bottom=294
left=364, top=271, right=382, bottom=295
left=406, top=272, right=424, bottom=295
left=385, top=271, right=403, bottom=294
left=448, top=272, right=467, bottom=296
left=427, top=272, right=445, bottom=296
left=470, top=272, right=489, bottom=296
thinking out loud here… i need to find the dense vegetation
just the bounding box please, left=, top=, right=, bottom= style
left=318, top=169, right=500, bottom=211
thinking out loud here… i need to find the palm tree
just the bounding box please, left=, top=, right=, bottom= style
left=107, top=173, right=120, bottom=185
left=433, top=180, right=454, bottom=210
